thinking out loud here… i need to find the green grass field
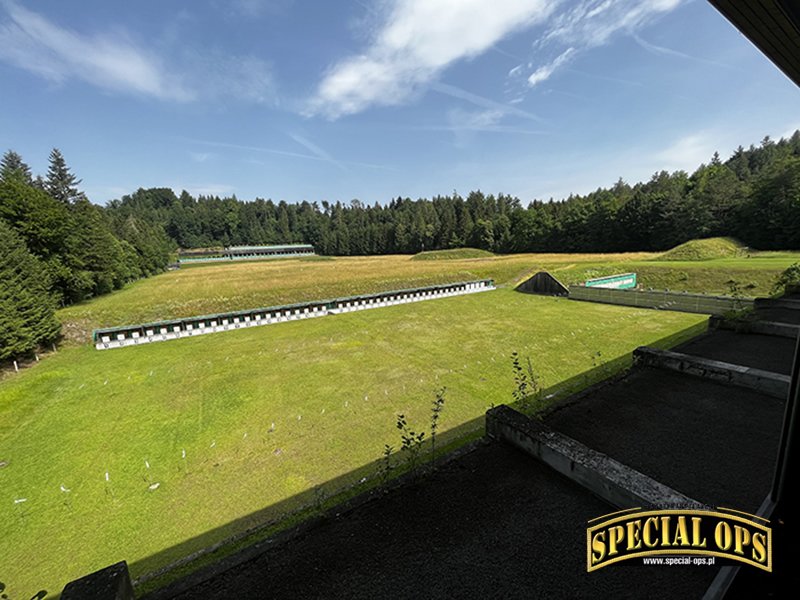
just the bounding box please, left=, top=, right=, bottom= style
left=56, top=246, right=800, bottom=344
left=2, top=245, right=800, bottom=596
left=2, top=287, right=707, bottom=596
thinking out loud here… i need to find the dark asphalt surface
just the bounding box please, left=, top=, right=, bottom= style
left=754, top=306, right=800, bottom=325
left=169, top=443, right=716, bottom=600
left=546, top=367, right=784, bottom=511
left=673, top=329, right=796, bottom=374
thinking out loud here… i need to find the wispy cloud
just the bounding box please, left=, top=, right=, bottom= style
left=0, top=1, right=191, bottom=100
left=288, top=133, right=345, bottom=171
left=527, top=47, right=575, bottom=87
left=431, top=82, right=546, bottom=122
left=656, top=132, right=717, bottom=172
left=182, top=136, right=395, bottom=171
left=414, top=108, right=548, bottom=135
left=0, top=2, right=277, bottom=104
left=514, top=0, right=683, bottom=90
left=307, top=0, right=556, bottom=118
left=632, top=34, right=735, bottom=70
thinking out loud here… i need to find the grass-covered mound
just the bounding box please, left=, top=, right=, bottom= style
left=655, top=237, right=747, bottom=261
left=412, top=248, right=495, bottom=261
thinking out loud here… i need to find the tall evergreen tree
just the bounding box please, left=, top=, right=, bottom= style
left=0, top=150, right=32, bottom=184
left=0, top=220, right=60, bottom=361
left=45, top=148, right=82, bottom=204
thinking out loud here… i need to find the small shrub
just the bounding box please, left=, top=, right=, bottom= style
left=396, top=413, right=425, bottom=473
left=511, top=351, right=542, bottom=412
left=773, top=263, right=800, bottom=295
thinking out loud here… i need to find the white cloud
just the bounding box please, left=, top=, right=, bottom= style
left=516, top=0, right=683, bottom=91
left=307, top=0, right=557, bottom=118
left=0, top=2, right=192, bottom=100
left=527, top=47, right=575, bottom=86
left=0, top=2, right=277, bottom=105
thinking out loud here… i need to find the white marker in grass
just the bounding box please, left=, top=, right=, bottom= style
left=105, top=472, right=110, bottom=482
left=210, top=441, right=216, bottom=448
left=60, top=485, right=71, bottom=493
left=14, top=498, right=27, bottom=504
left=182, top=449, right=186, bottom=459
left=145, top=460, right=150, bottom=469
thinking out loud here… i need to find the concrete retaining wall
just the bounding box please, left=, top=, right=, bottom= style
left=485, top=405, right=703, bottom=509
left=633, top=346, right=790, bottom=399
left=568, top=285, right=753, bottom=315
left=94, top=279, right=495, bottom=350
left=709, top=315, right=800, bottom=339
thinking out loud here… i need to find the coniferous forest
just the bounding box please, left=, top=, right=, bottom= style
left=1, top=132, right=799, bottom=360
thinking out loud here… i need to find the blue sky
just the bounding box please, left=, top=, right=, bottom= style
left=0, top=0, right=798, bottom=205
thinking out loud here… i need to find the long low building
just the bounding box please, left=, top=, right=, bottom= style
left=178, top=244, right=315, bottom=263
left=93, top=279, right=495, bottom=350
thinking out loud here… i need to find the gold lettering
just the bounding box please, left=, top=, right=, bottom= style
left=591, top=531, right=606, bottom=565
left=734, top=525, right=751, bottom=556
left=672, top=516, right=690, bottom=546
left=661, top=516, right=672, bottom=547
left=715, top=521, right=732, bottom=551
left=752, top=532, right=767, bottom=564
left=627, top=520, right=642, bottom=551
left=643, top=517, right=659, bottom=548
left=608, top=525, right=625, bottom=556
left=692, top=517, right=707, bottom=548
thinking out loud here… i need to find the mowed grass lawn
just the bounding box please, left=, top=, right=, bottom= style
left=0, top=288, right=706, bottom=596
left=56, top=250, right=800, bottom=344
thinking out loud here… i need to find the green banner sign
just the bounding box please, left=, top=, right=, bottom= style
left=585, top=273, right=637, bottom=289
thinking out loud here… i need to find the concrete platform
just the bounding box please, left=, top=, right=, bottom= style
left=545, top=367, right=784, bottom=511
left=159, top=443, right=716, bottom=600
left=673, top=330, right=795, bottom=375
left=754, top=306, right=800, bottom=325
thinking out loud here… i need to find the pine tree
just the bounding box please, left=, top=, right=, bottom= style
left=45, top=148, right=82, bottom=204
left=0, top=150, right=32, bottom=184
left=0, top=220, right=60, bottom=361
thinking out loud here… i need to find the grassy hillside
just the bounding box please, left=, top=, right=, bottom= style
left=655, top=237, right=746, bottom=261
left=0, top=289, right=707, bottom=596
left=411, top=248, right=495, bottom=260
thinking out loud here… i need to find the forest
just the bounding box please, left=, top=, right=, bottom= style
left=1, top=132, right=800, bottom=360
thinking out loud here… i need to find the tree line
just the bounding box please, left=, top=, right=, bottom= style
left=1, top=132, right=799, bottom=361
left=110, top=131, right=800, bottom=256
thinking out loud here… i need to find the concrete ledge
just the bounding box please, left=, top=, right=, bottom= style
left=61, top=561, right=135, bottom=600
left=709, top=315, right=799, bottom=339
left=754, top=297, right=800, bottom=310
left=485, top=405, right=703, bottom=509
left=633, top=347, right=789, bottom=399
